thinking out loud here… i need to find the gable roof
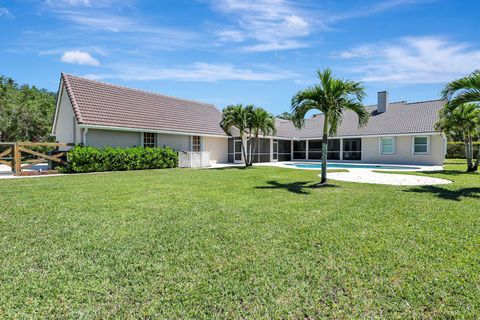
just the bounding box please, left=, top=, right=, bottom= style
left=275, top=100, right=445, bottom=139
left=61, top=73, right=227, bottom=136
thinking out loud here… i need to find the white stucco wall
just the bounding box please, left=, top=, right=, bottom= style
left=203, top=136, right=228, bottom=164
left=361, top=134, right=445, bottom=165
left=157, top=134, right=190, bottom=151
left=53, top=84, right=81, bottom=146
left=86, top=129, right=141, bottom=148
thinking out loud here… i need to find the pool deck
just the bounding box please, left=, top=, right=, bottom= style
left=254, top=162, right=451, bottom=186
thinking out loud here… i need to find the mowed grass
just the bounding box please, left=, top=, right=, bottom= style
left=1, top=162, right=479, bottom=319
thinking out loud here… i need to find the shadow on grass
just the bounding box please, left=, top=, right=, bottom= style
left=404, top=185, right=480, bottom=201
left=255, top=180, right=338, bottom=195
left=209, top=166, right=249, bottom=171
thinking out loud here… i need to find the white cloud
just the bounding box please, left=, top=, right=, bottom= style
left=336, top=36, right=480, bottom=84
left=215, top=30, right=246, bottom=42
left=243, top=40, right=309, bottom=52
left=210, top=0, right=311, bottom=51
left=44, top=0, right=130, bottom=7
left=60, top=50, right=100, bottom=66
left=85, top=62, right=297, bottom=82
left=0, top=7, right=13, bottom=18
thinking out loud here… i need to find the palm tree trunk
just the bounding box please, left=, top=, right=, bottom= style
left=247, top=133, right=253, bottom=166
left=465, top=134, right=472, bottom=171
left=473, top=139, right=480, bottom=172
left=466, top=133, right=475, bottom=172
left=252, top=134, right=259, bottom=165
left=320, top=116, right=329, bottom=184
left=240, top=133, right=248, bottom=167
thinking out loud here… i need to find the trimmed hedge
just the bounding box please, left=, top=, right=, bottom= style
left=446, top=142, right=480, bottom=159
left=65, top=146, right=178, bottom=173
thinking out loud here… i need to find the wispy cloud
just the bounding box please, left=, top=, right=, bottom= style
left=327, top=0, right=436, bottom=23
left=44, top=0, right=133, bottom=8
left=209, top=0, right=434, bottom=52
left=85, top=62, right=297, bottom=82
left=0, top=7, right=14, bottom=18
left=335, top=36, right=480, bottom=84
left=210, top=0, right=312, bottom=51
left=61, top=50, right=100, bottom=66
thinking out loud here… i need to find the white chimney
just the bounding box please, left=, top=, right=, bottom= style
left=377, top=91, right=388, bottom=113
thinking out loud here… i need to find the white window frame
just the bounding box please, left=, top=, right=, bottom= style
left=142, top=132, right=156, bottom=148
left=412, top=136, right=429, bottom=155
left=191, top=135, right=202, bottom=152
left=379, top=137, right=395, bottom=155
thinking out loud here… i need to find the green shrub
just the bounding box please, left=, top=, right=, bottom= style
left=446, top=142, right=480, bottom=159
left=65, top=146, right=178, bottom=173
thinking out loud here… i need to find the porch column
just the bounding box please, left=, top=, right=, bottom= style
left=306, top=140, right=309, bottom=160
left=339, top=138, right=343, bottom=161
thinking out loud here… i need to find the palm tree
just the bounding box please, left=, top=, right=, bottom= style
left=220, top=104, right=250, bottom=167
left=442, top=71, right=480, bottom=171
left=436, top=104, right=480, bottom=171
left=248, top=107, right=276, bottom=166
left=291, top=69, right=369, bottom=184
left=221, top=104, right=277, bottom=167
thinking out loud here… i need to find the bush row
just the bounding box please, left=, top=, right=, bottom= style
left=64, top=146, right=178, bottom=173
left=446, top=142, right=480, bottom=159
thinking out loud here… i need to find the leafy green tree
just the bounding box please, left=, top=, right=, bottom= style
left=291, top=69, right=369, bottom=184
left=442, top=71, right=480, bottom=171
left=436, top=104, right=480, bottom=171
left=277, top=111, right=294, bottom=121
left=0, top=75, right=56, bottom=142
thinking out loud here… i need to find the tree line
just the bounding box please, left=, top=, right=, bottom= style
left=0, top=75, right=56, bottom=142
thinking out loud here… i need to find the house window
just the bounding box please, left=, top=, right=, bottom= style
left=413, top=136, right=429, bottom=154
left=192, top=136, right=201, bottom=152
left=143, top=132, right=156, bottom=148
left=380, top=137, right=395, bottom=155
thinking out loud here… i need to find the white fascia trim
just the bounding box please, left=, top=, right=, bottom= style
left=77, top=124, right=229, bottom=139
left=51, top=78, right=64, bottom=135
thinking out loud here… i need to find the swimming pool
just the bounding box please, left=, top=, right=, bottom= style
left=285, top=163, right=421, bottom=170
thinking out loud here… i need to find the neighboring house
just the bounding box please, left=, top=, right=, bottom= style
left=52, top=74, right=446, bottom=166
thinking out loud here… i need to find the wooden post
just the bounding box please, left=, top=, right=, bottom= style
left=14, top=142, right=21, bottom=174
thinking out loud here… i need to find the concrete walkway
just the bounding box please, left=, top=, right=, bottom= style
left=326, top=169, right=451, bottom=186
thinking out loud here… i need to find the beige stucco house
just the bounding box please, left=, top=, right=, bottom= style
left=52, top=74, right=446, bottom=166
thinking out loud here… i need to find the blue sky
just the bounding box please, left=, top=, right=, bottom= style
left=1, top=0, right=479, bottom=115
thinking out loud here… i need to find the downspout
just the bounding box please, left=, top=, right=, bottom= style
left=82, top=128, right=88, bottom=146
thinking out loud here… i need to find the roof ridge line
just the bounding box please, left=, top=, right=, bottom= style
left=61, top=73, right=217, bottom=108
left=403, top=98, right=445, bottom=105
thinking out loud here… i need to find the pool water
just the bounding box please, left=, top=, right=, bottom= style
left=286, top=163, right=421, bottom=170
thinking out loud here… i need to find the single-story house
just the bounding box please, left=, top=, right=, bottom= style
left=52, top=74, right=447, bottom=166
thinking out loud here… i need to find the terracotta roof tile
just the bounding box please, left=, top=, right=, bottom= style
left=62, top=74, right=227, bottom=136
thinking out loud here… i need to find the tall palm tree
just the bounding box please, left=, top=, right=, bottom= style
left=442, top=71, right=480, bottom=171
left=436, top=103, right=480, bottom=171
left=248, top=107, right=276, bottom=166
left=291, top=69, right=369, bottom=184
left=220, top=104, right=250, bottom=167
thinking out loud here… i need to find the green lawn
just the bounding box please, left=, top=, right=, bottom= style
left=1, top=161, right=479, bottom=318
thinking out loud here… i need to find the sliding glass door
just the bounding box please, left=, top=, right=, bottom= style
left=343, top=138, right=361, bottom=160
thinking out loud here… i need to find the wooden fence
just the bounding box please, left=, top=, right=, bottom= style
left=0, top=142, right=73, bottom=174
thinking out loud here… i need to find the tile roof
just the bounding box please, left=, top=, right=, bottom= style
left=274, top=100, right=445, bottom=139
left=61, top=73, right=227, bottom=136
